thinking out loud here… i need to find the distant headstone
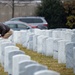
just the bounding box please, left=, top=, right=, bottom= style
left=37, top=35, right=47, bottom=53
left=52, top=31, right=61, bottom=39
left=59, top=31, right=66, bottom=40
left=44, top=37, right=53, bottom=56
left=23, top=32, right=32, bottom=48
left=53, top=38, right=61, bottom=59
left=58, top=40, right=70, bottom=63
left=27, top=33, right=34, bottom=50
left=42, top=36, right=48, bottom=55
left=12, top=31, right=21, bottom=44
left=33, top=29, right=41, bottom=35
left=33, top=35, right=39, bottom=51
left=19, top=30, right=27, bottom=44
left=65, top=32, right=72, bottom=41
left=45, top=30, right=52, bottom=37
left=73, top=47, right=75, bottom=73
left=71, top=33, right=75, bottom=43
left=65, top=42, right=75, bottom=68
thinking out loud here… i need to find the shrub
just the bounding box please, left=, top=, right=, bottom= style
left=36, top=0, right=67, bottom=29
left=66, top=15, right=75, bottom=28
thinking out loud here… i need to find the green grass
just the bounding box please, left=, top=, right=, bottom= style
left=0, top=44, right=75, bottom=75
left=0, top=65, right=8, bottom=75
left=17, top=44, right=75, bottom=75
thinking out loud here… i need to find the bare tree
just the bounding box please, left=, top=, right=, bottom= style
left=12, top=0, right=14, bottom=18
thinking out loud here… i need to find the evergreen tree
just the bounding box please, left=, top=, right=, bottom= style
left=36, top=0, right=67, bottom=29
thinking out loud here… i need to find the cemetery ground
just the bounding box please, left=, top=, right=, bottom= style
left=0, top=44, right=75, bottom=75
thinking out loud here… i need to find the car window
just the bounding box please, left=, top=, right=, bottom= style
left=6, top=24, right=16, bottom=28
left=19, top=18, right=43, bottom=23
left=17, top=24, right=29, bottom=29
left=10, top=19, right=19, bottom=21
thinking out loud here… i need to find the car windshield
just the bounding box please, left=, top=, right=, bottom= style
left=19, top=18, right=43, bottom=23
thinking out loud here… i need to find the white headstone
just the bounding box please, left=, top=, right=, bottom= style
left=59, top=31, right=66, bottom=40
left=27, top=33, right=34, bottom=50
left=73, top=47, right=75, bottom=73
left=58, top=40, right=70, bottom=63
left=20, top=64, right=48, bottom=75
left=45, top=30, right=52, bottom=37
left=23, top=32, right=32, bottom=47
left=12, top=31, right=21, bottom=44
left=42, top=36, right=49, bottom=55
left=12, top=54, right=31, bottom=75
left=0, top=39, right=11, bottom=62
left=65, top=42, right=75, bottom=68
left=52, top=31, right=61, bottom=39
left=71, top=33, right=75, bottom=43
left=19, top=30, right=27, bottom=44
left=34, top=70, right=60, bottom=75
left=37, top=35, right=47, bottom=53
left=33, top=29, right=41, bottom=35
left=8, top=50, right=25, bottom=74
left=18, top=60, right=38, bottom=75
left=53, top=38, right=61, bottom=59
left=4, top=46, right=19, bottom=72
left=45, top=38, right=53, bottom=56
left=33, top=35, right=39, bottom=51
left=1, top=42, right=14, bottom=66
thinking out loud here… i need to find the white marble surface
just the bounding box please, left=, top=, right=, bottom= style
left=33, top=35, right=39, bottom=51
left=45, top=38, right=54, bottom=56
left=20, top=64, right=48, bottom=75
left=4, top=46, right=19, bottom=72
left=18, top=60, right=38, bottom=75
left=12, top=54, right=31, bottom=75
left=0, top=39, right=11, bottom=63
left=12, top=31, right=21, bottom=44
left=71, top=33, right=75, bottom=43
left=58, top=40, right=70, bottom=63
left=37, top=35, right=46, bottom=53
left=34, top=70, right=60, bottom=75
left=1, top=42, right=15, bottom=66
left=27, top=33, right=34, bottom=50
left=66, top=42, right=75, bottom=68
left=42, top=36, right=49, bottom=55
left=53, top=38, right=61, bottom=59
left=73, top=47, right=75, bottom=73
left=8, top=50, right=25, bottom=74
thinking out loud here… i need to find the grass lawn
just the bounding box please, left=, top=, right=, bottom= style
left=0, top=44, right=75, bottom=75
left=0, top=65, right=8, bottom=75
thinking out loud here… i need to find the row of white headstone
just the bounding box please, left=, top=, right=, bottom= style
left=0, top=37, right=60, bottom=75
left=10, top=28, right=75, bottom=74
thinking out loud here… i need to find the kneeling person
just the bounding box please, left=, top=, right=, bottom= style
left=0, top=23, right=13, bottom=39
